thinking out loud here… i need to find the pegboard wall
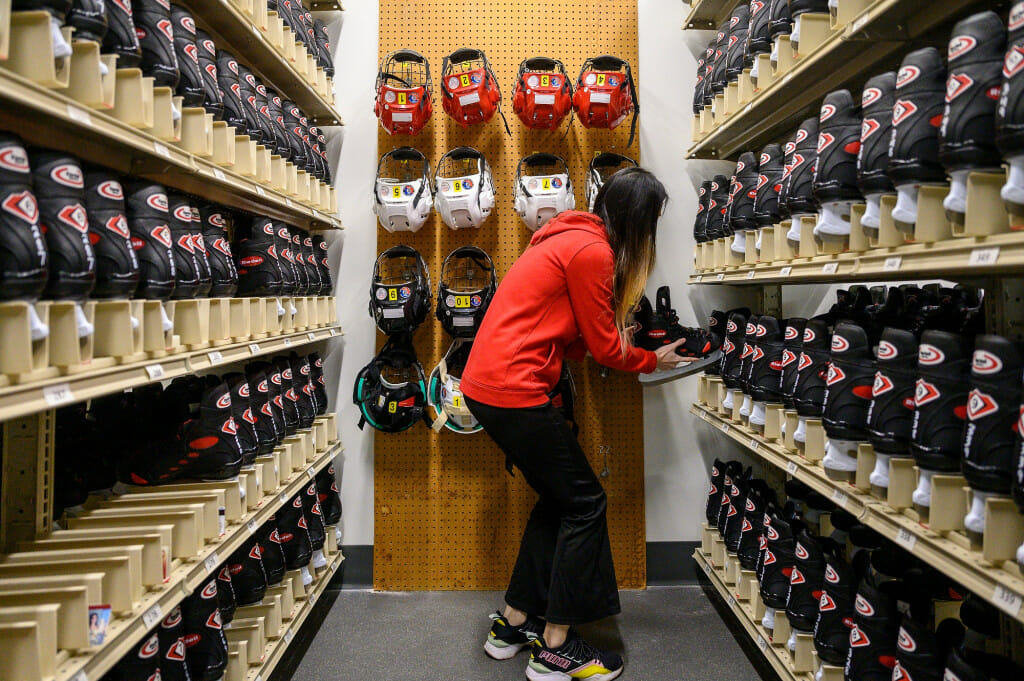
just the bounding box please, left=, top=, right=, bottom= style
left=374, top=0, right=644, bottom=590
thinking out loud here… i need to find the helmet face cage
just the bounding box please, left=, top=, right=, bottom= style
left=353, top=341, right=428, bottom=433
left=514, top=153, right=576, bottom=232
left=375, top=50, right=433, bottom=135
left=586, top=152, right=638, bottom=211
left=440, top=48, right=508, bottom=131
left=435, top=246, right=496, bottom=338
left=573, top=55, right=639, bottom=145
left=434, top=147, right=495, bottom=229
left=374, top=148, right=434, bottom=232
left=428, top=339, right=481, bottom=434
left=513, top=57, right=574, bottom=130
left=369, top=246, right=432, bottom=335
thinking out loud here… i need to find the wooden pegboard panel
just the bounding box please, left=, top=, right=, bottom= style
left=374, top=0, right=644, bottom=591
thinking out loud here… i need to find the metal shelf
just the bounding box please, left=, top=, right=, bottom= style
left=690, top=231, right=1024, bottom=285
left=51, top=438, right=343, bottom=681
left=682, top=0, right=735, bottom=30
left=686, top=0, right=983, bottom=161
left=693, top=549, right=813, bottom=681
left=0, top=324, right=341, bottom=423
left=690, top=402, right=1024, bottom=625
left=0, top=67, right=342, bottom=232
left=178, top=0, right=343, bottom=126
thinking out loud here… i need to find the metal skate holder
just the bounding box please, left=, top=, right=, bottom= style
left=791, top=13, right=832, bottom=60
left=67, top=40, right=118, bottom=110
left=797, top=216, right=818, bottom=258
left=264, top=10, right=284, bottom=49
left=0, top=587, right=89, bottom=650
left=725, top=239, right=744, bottom=268
left=270, top=155, right=287, bottom=190
left=773, top=36, right=795, bottom=77
left=249, top=297, right=269, bottom=338
left=701, top=522, right=715, bottom=555
left=295, top=170, right=310, bottom=202
left=854, top=442, right=875, bottom=493
left=912, top=471, right=968, bottom=532
left=743, top=231, right=759, bottom=265
left=177, top=108, right=215, bottom=157
left=292, top=297, right=309, bottom=330
left=207, top=298, right=231, bottom=345
left=723, top=81, right=740, bottom=117
left=225, top=650, right=246, bottom=681
left=801, top=419, right=826, bottom=462
left=0, top=301, right=51, bottom=385
left=700, top=105, right=713, bottom=134
left=280, top=297, right=296, bottom=332
left=47, top=301, right=101, bottom=373
left=4, top=544, right=148, bottom=595
left=696, top=375, right=709, bottom=404
left=783, top=411, right=799, bottom=452
left=770, top=611, right=790, bottom=645
left=256, top=145, right=272, bottom=185
left=287, top=567, right=307, bottom=597
left=140, top=301, right=178, bottom=357
left=951, top=171, right=1012, bottom=237
left=225, top=619, right=266, bottom=664
left=830, top=0, right=872, bottom=30
left=737, top=569, right=757, bottom=601
left=91, top=298, right=147, bottom=362
left=867, top=194, right=905, bottom=248
left=111, top=68, right=155, bottom=130
left=693, top=243, right=705, bottom=272
left=690, top=116, right=702, bottom=144
left=758, top=227, right=776, bottom=262
left=256, top=453, right=279, bottom=493
left=791, top=632, right=815, bottom=672
left=227, top=298, right=251, bottom=341
left=710, top=534, right=726, bottom=569
left=753, top=54, right=775, bottom=91
left=737, top=70, right=755, bottom=104
left=234, top=135, right=259, bottom=178
left=981, top=496, right=1024, bottom=564
left=309, top=178, right=321, bottom=208
left=7, top=12, right=73, bottom=88
left=92, top=500, right=216, bottom=542
left=267, top=581, right=295, bottom=620
left=774, top=221, right=798, bottom=262
left=814, top=228, right=846, bottom=256
left=713, top=93, right=726, bottom=126
left=212, top=121, right=236, bottom=166
left=847, top=203, right=871, bottom=252
left=763, top=404, right=784, bottom=441
left=885, top=457, right=916, bottom=511
left=819, top=664, right=844, bottom=681
left=285, top=162, right=299, bottom=197
left=167, top=299, right=209, bottom=349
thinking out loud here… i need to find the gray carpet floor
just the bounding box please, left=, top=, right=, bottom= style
left=277, top=586, right=770, bottom=681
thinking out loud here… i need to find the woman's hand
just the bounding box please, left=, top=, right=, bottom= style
left=654, top=339, right=700, bottom=371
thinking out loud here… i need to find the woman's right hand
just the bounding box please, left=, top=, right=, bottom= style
left=654, top=339, right=700, bottom=371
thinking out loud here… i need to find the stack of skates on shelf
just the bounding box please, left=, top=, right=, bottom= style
left=706, top=283, right=1024, bottom=567
left=101, top=458, right=342, bottom=681
left=704, top=463, right=1024, bottom=681
left=0, top=133, right=332, bottom=351
left=694, top=7, right=1024, bottom=256
left=631, top=285, right=721, bottom=384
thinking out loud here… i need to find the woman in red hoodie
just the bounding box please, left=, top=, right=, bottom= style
left=463, top=168, right=688, bottom=680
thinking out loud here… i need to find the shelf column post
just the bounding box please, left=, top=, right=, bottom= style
left=1, top=410, right=55, bottom=552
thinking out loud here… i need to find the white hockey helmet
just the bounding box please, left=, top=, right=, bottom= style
left=513, top=152, right=575, bottom=232
left=427, top=339, right=481, bottom=434
left=434, top=147, right=495, bottom=229
left=586, top=152, right=638, bottom=211
left=373, top=147, right=433, bottom=232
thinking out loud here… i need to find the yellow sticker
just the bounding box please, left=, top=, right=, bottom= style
left=454, top=295, right=471, bottom=309
left=391, top=186, right=402, bottom=199
left=388, top=401, right=397, bottom=413
left=397, top=92, right=407, bottom=105
left=541, top=178, right=552, bottom=191
left=596, top=73, right=606, bottom=86
left=452, top=395, right=462, bottom=409
left=460, top=73, right=471, bottom=87
left=453, top=180, right=463, bottom=193
left=388, top=288, right=398, bottom=301
left=541, top=74, right=550, bottom=87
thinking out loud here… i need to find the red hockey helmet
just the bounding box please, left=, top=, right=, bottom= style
left=573, top=55, right=639, bottom=145
left=440, top=48, right=510, bottom=133
left=374, top=50, right=433, bottom=136
left=512, top=57, right=574, bottom=130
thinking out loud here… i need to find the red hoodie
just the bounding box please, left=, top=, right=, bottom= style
left=461, top=211, right=657, bottom=408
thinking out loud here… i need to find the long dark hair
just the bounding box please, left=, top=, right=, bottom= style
left=593, top=167, right=668, bottom=353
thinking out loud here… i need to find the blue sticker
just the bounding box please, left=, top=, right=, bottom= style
left=551, top=77, right=560, bottom=87
left=399, top=286, right=411, bottom=299
left=608, top=76, right=619, bottom=86
left=552, top=177, right=562, bottom=188
left=471, top=295, right=482, bottom=307
left=471, top=73, right=482, bottom=84
left=463, top=178, right=474, bottom=189
left=403, top=185, right=414, bottom=196
left=408, top=93, right=419, bottom=103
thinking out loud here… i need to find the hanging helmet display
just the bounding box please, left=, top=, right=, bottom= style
left=374, top=50, right=433, bottom=136
left=435, top=246, right=496, bottom=338
left=513, top=152, right=575, bottom=232
left=373, top=147, right=434, bottom=232
left=586, top=152, right=638, bottom=211
left=369, top=245, right=432, bottom=336
left=434, top=147, right=495, bottom=230
left=440, top=48, right=510, bottom=133
left=353, top=336, right=429, bottom=433
left=512, top=56, right=574, bottom=130
left=573, top=55, right=639, bottom=145
left=427, top=339, right=481, bottom=434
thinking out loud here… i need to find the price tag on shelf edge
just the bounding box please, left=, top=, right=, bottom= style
left=249, top=343, right=262, bottom=355
left=145, top=363, right=165, bottom=380
left=309, top=590, right=316, bottom=604
left=969, top=246, right=1000, bottom=266
left=757, top=635, right=768, bottom=651
left=43, top=383, right=75, bottom=407
left=213, top=168, right=226, bottom=181
left=695, top=275, right=703, bottom=283
left=716, top=272, right=725, bottom=281
left=255, top=186, right=266, bottom=197
left=67, top=104, right=92, bottom=126
left=284, top=629, right=294, bottom=644
left=746, top=270, right=756, bottom=279
left=780, top=266, right=793, bottom=276
left=280, top=490, right=290, bottom=504
left=308, top=332, right=317, bottom=342
left=283, top=337, right=293, bottom=347
left=204, top=552, right=220, bottom=573
left=153, top=142, right=171, bottom=158
left=726, top=594, right=736, bottom=608
left=70, top=671, right=88, bottom=681
left=895, top=527, right=917, bottom=551
left=247, top=518, right=257, bottom=534
left=306, top=466, right=315, bottom=479
left=142, top=603, right=164, bottom=629
left=830, top=488, right=849, bottom=507
left=749, top=438, right=759, bottom=450
left=993, top=584, right=1023, bottom=617
left=822, top=262, right=839, bottom=274
left=786, top=461, right=798, bottom=475
left=720, top=421, right=730, bottom=433
left=883, top=256, right=902, bottom=272
left=208, top=350, right=224, bottom=365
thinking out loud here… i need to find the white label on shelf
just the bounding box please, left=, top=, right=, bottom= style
left=330, top=328, right=339, bottom=337
left=307, top=466, right=316, bottom=479
left=153, top=142, right=171, bottom=158
left=786, top=461, right=798, bottom=474
left=67, top=105, right=92, bottom=126
left=286, top=198, right=294, bottom=208
left=822, top=262, right=839, bottom=274
left=70, top=671, right=88, bottom=681
left=695, top=275, right=703, bottom=282
left=251, top=24, right=260, bottom=36
left=851, top=15, right=869, bottom=33
left=744, top=103, right=752, bottom=114
left=749, top=438, right=759, bottom=450
left=204, top=552, right=220, bottom=573
left=720, top=421, right=730, bottom=433
left=895, top=527, right=917, bottom=551
left=247, top=518, right=258, bottom=534
left=308, top=590, right=316, bottom=604
left=208, top=350, right=224, bottom=365
left=284, top=629, right=294, bottom=643
left=782, top=72, right=794, bottom=85
left=280, top=491, right=290, bottom=504
left=43, top=383, right=75, bottom=407
left=213, top=168, right=226, bottom=181
left=142, top=604, right=163, bottom=629
left=757, top=635, right=768, bottom=651
left=830, top=488, right=849, bottom=507
left=283, top=337, right=293, bottom=347
left=883, top=256, right=902, bottom=271
left=780, top=266, right=793, bottom=276
left=716, top=273, right=725, bottom=281
left=969, top=247, right=1000, bottom=266
left=702, top=560, right=711, bottom=575
left=249, top=343, right=262, bottom=355
left=145, top=364, right=165, bottom=380
left=308, top=332, right=317, bottom=342
left=726, top=594, right=736, bottom=608
left=746, top=270, right=756, bottom=279
left=993, top=585, right=1023, bottom=617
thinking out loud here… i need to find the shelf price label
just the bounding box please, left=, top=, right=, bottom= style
left=204, top=552, right=220, bottom=573
left=309, top=590, right=317, bottom=604
left=249, top=343, right=262, bottom=355
left=786, top=461, right=798, bottom=474
left=280, top=490, right=291, bottom=504
left=895, top=527, right=917, bottom=551
left=43, top=383, right=75, bottom=407
left=70, top=671, right=88, bottom=681
left=993, top=585, right=1023, bottom=617
left=308, top=332, right=317, bottom=342
left=284, top=628, right=294, bottom=644
left=255, top=186, right=266, bottom=197
left=247, top=519, right=258, bottom=534
left=213, top=168, right=226, bottom=181
left=757, top=635, right=768, bottom=651
left=822, top=262, right=839, bottom=274
left=969, top=247, right=1000, bottom=266
left=716, top=273, right=725, bottom=281
left=749, top=438, right=759, bottom=451
left=695, top=275, right=703, bottom=283
left=307, top=466, right=316, bottom=479
left=153, top=142, right=171, bottom=158
left=145, top=363, right=165, bottom=380
left=883, top=256, right=902, bottom=272
left=779, top=266, right=793, bottom=276
left=67, top=104, right=92, bottom=126
left=208, top=350, right=224, bottom=365
left=830, top=488, right=849, bottom=507
left=726, top=594, right=736, bottom=608
left=142, top=603, right=164, bottom=629
left=746, top=270, right=756, bottom=279
left=720, top=421, right=730, bottom=433
left=283, top=337, right=293, bottom=347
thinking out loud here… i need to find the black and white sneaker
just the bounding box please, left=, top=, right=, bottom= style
left=484, top=611, right=544, bottom=660
left=526, top=631, right=624, bottom=680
